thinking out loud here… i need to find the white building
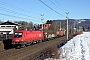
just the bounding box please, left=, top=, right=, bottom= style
left=0, top=21, right=19, bottom=34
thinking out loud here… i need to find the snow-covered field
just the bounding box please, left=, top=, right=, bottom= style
left=45, top=32, right=90, bottom=60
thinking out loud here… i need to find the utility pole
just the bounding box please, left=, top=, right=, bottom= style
left=74, top=21, right=76, bottom=34
left=41, top=14, right=44, bottom=31
left=66, top=12, right=69, bottom=40
left=60, top=22, right=61, bottom=30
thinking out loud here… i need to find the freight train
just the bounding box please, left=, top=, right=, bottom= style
left=12, top=29, right=66, bottom=48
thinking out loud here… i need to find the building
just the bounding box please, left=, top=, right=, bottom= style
left=40, top=24, right=51, bottom=29
left=0, top=21, right=19, bottom=34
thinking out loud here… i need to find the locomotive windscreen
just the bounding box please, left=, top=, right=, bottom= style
left=14, top=32, right=22, bottom=38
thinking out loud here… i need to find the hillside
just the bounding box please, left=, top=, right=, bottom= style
left=53, top=19, right=90, bottom=29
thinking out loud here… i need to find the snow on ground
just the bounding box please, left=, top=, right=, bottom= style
left=44, top=32, right=90, bottom=60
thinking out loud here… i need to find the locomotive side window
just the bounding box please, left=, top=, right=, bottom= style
left=14, top=32, right=22, bottom=38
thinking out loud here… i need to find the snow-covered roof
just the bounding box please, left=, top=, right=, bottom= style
left=0, top=21, right=18, bottom=25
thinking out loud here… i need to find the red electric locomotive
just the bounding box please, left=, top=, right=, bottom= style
left=12, top=30, right=44, bottom=48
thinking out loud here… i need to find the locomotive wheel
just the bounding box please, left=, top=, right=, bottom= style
left=33, top=41, right=39, bottom=44
left=21, top=44, right=25, bottom=48
left=38, top=40, right=42, bottom=43
left=42, top=39, right=45, bottom=42
left=36, top=41, right=39, bottom=44
left=31, top=41, right=34, bottom=45
left=16, top=46, right=21, bottom=49
left=25, top=44, right=29, bottom=47
left=36, top=40, right=39, bottom=44
left=26, top=43, right=31, bottom=47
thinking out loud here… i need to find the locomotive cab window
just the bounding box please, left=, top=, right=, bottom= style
left=14, top=32, right=22, bottom=38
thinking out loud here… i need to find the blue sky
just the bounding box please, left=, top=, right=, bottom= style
left=0, top=0, right=90, bottom=24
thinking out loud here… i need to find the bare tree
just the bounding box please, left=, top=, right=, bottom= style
left=49, top=21, right=58, bottom=32
left=28, top=22, right=34, bottom=30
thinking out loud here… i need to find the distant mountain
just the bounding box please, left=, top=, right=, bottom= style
left=53, top=19, right=90, bottom=28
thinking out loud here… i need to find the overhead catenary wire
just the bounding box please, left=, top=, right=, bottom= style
left=0, top=7, right=41, bottom=22
left=49, top=0, right=66, bottom=13
left=39, top=0, right=65, bottom=17
left=0, top=13, right=33, bottom=20
left=54, top=0, right=68, bottom=12
left=0, top=0, right=41, bottom=15
left=0, top=0, right=42, bottom=23
left=0, top=7, right=40, bottom=19
left=0, top=12, right=42, bottom=23
left=0, top=0, right=42, bottom=21
left=0, top=0, right=49, bottom=24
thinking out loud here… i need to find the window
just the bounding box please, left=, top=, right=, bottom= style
left=6, top=26, right=11, bottom=27
left=14, top=32, right=22, bottom=38
left=1, top=26, right=5, bottom=27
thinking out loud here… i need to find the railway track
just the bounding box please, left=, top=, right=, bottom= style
left=0, top=35, right=73, bottom=60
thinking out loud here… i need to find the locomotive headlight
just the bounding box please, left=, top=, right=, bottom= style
left=16, top=40, right=19, bottom=41
left=21, top=39, right=24, bottom=41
